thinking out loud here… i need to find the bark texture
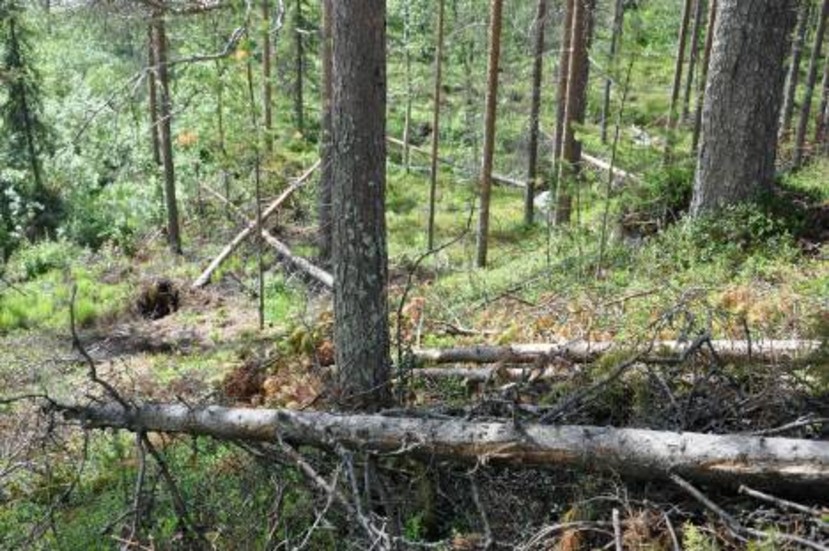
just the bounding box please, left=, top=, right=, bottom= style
left=476, top=0, right=504, bottom=267
left=525, top=0, right=547, bottom=225
left=318, top=0, right=333, bottom=265
left=691, top=0, right=716, bottom=153
left=691, top=0, right=797, bottom=215
left=65, top=403, right=829, bottom=490
left=147, top=24, right=161, bottom=166
left=332, top=0, right=391, bottom=410
left=151, top=10, right=181, bottom=254
left=262, top=0, right=273, bottom=154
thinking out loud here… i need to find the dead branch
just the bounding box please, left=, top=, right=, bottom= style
left=413, top=339, right=822, bottom=365
left=58, top=403, right=829, bottom=491
left=192, top=160, right=321, bottom=289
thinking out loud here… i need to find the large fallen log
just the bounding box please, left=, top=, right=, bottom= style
left=581, top=152, right=642, bottom=184
left=413, top=339, right=823, bottom=365
left=200, top=181, right=333, bottom=288
left=62, top=403, right=829, bottom=490
left=192, top=160, right=321, bottom=289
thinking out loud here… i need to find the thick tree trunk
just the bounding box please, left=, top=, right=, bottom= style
left=600, top=0, right=625, bottom=144
left=664, top=0, right=693, bottom=163
left=525, top=0, right=548, bottom=225
left=151, top=10, right=182, bottom=254
left=691, top=0, right=716, bottom=154
left=794, top=0, right=829, bottom=167
left=147, top=24, right=161, bottom=166
left=64, top=403, right=829, bottom=490
left=475, top=0, right=504, bottom=268
left=690, top=0, right=796, bottom=216
left=412, top=339, right=821, bottom=365
left=779, top=1, right=811, bottom=141
left=427, top=0, right=446, bottom=251
left=293, top=0, right=304, bottom=134
left=332, top=0, right=391, bottom=410
left=262, top=0, right=274, bottom=154
left=318, top=0, right=333, bottom=266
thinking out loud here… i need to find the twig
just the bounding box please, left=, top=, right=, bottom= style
left=739, top=485, right=829, bottom=530
left=129, top=431, right=148, bottom=544
left=469, top=475, right=493, bottom=550
left=293, top=468, right=341, bottom=551
left=663, top=512, right=680, bottom=551
left=612, top=508, right=622, bottom=551
left=748, top=415, right=829, bottom=437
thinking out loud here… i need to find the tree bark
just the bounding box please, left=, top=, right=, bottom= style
left=691, top=0, right=716, bottom=154
left=600, top=0, right=625, bottom=144
left=794, top=0, right=829, bottom=167
left=779, top=0, right=811, bottom=141
left=682, top=0, right=705, bottom=122
left=475, top=0, right=504, bottom=268
left=553, top=0, right=575, bottom=189
left=151, top=10, right=182, bottom=254
left=816, top=51, right=829, bottom=148
left=664, top=0, right=693, bottom=164
left=64, top=403, right=829, bottom=490
left=412, top=339, right=821, bottom=365
left=690, top=0, right=796, bottom=216
left=318, top=0, right=333, bottom=266
left=147, top=24, right=161, bottom=166
left=427, top=0, right=446, bottom=251
left=293, top=0, right=304, bottom=134
left=555, top=0, right=593, bottom=226
left=525, top=0, right=548, bottom=225
left=262, top=0, right=274, bottom=154
left=332, top=0, right=391, bottom=410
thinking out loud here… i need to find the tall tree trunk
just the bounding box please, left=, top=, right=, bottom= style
left=682, top=0, right=705, bottom=122
left=293, top=0, right=304, bottom=134
left=147, top=24, right=161, bottom=166
left=816, top=50, right=829, bottom=149
left=552, top=0, right=575, bottom=197
left=691, top=0, right=716, bottom=154
left=664, top=0, right=694, bottom=163
left=475, top=0, right=504, bottom=268
left=779, top=0, right=811, bottom=141
left=525, top=0, right=548, bottom=225
left=151, top=10, right=181, bottom=254
left=332, top=0, right=391, bottom=410
left=262, top=0, right=274, bottom=154
left=318, top=0, right=333, bottom=266
left=691, top=0, right=797, bottom=216
left=555, top=0, right=593, bottom=226
left=600, top=0, right=624, bottom=144
left=8, top=19, right=42, bottom=194
left=794, top=0, right=829, bottom=167
left=402, top=2, right=413, bottom=173
left=427, top=0, right=446, bottom=250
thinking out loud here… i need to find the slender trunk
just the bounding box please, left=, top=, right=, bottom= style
left=525, top=0, right=548, bottom=225
left=475, top=0, right=504, bottom=268
left=147, top=24, right=161, bottom=166
left=402, top=2, right=413, bottom=172
left=794, top=0, right=829, bottom=167
left=816, top=52, right=829, bottom=148
left=691, top=0, right=716, bottom=154
left=151, top=10, right=181, bottom=254
left=293, top=0, right=304, bottom=134
left=245, top=55, right=265, bottom=330
left=10, top=20, right=42, bottom=194
left=779, top=1, right=810, bottom=141
left=553, top=0, right=575, bottom=185
left=332, top=0, right=391, bottom=410
left=555, top=0, right=592, bottom=226
left=600, top=0, right=624, bottom=144
left=427, top=0, right=446, bottom=250
left=318, top=0, right=333, bottom=266
left=262, top=0, right=274, bottom=153
left=682, top=0, right=705, bottom=122
left=664, top=0, right=694, bottom=164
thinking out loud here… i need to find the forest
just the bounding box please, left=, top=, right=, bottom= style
left=1, top=0, right=829, bottom=548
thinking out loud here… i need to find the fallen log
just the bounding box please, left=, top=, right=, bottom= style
left=413, top=339, right=823, bottom=365
left=581, top=152, right=642, bottom=184
left=192, top=160, right=321, bottom=289
left=200, top=181, right=333, bottom=288
left=386, top=136, right=526, bottom=188
left=62, top=403, right=829, bottom=490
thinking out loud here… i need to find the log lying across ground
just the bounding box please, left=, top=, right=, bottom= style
left=62, top=403, right=829, bottom=490
left=192, top=160, right=321, bottom=289
left=413, top=339, right=823, bottom=365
